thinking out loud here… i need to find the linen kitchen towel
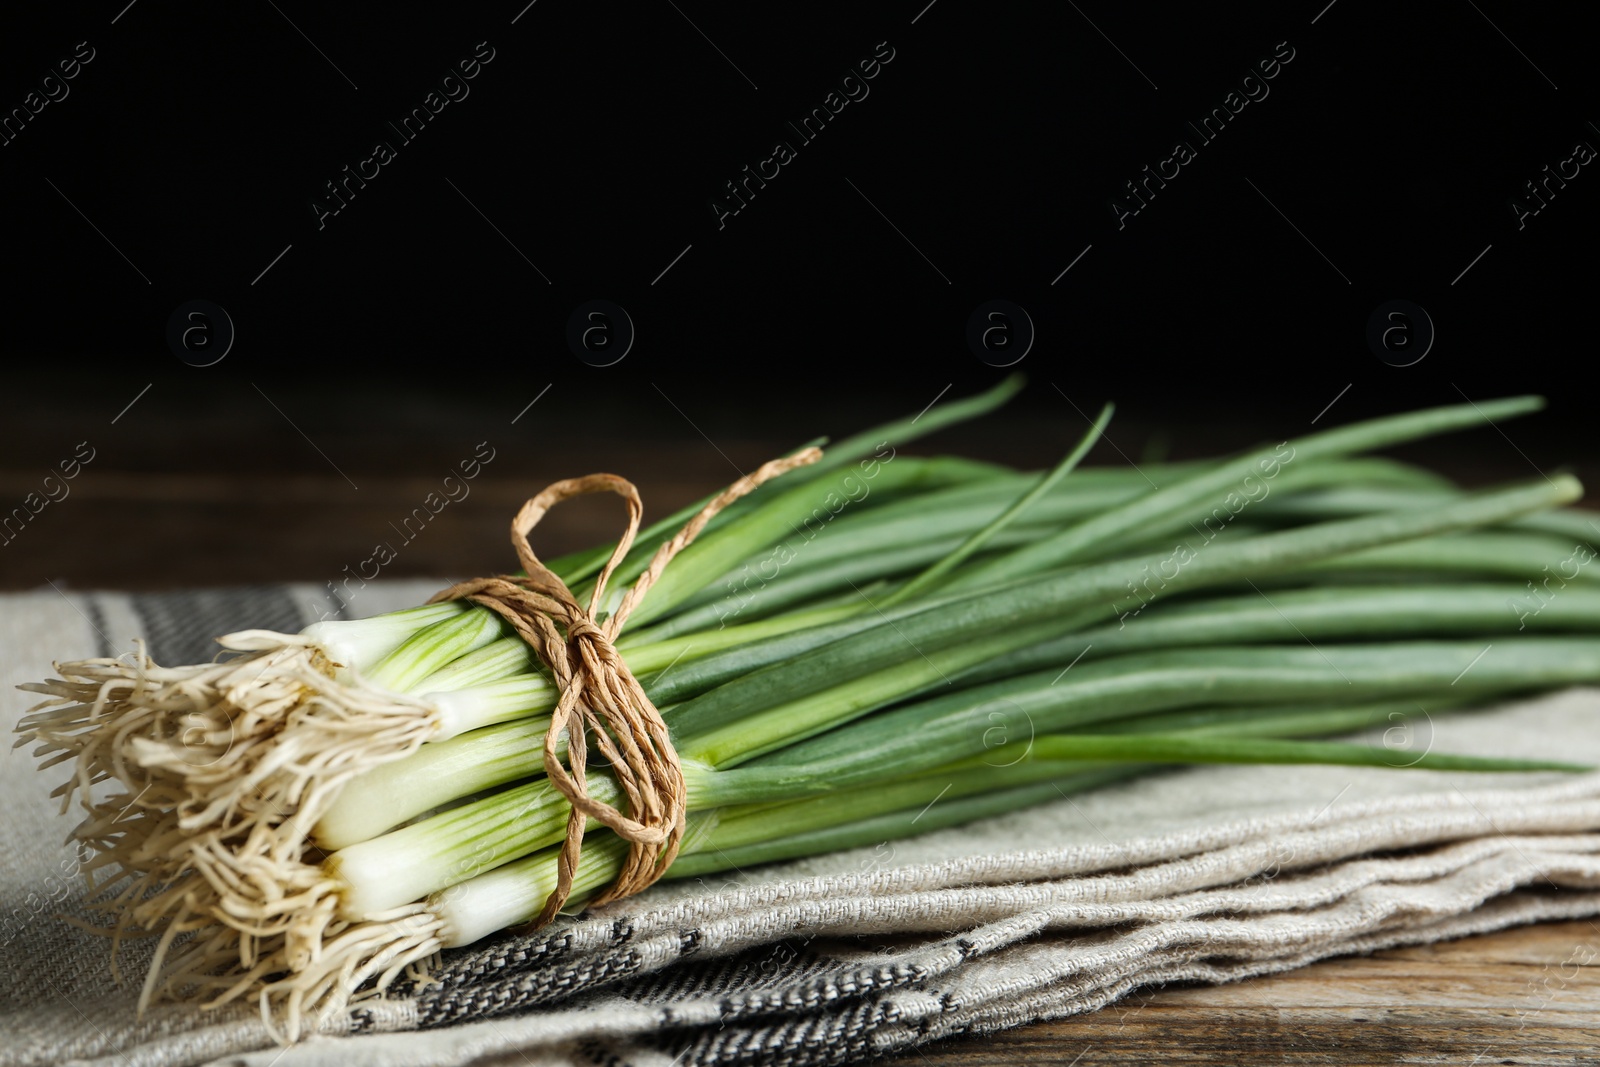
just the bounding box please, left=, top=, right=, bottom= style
left=3, top=581, right=1596, bottom=1067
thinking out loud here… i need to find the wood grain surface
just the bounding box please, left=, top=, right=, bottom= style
left=892, top=919, right=1600, bottom=1066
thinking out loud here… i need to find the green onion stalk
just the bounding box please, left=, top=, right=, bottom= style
left=14, top=380, right=1600, bottom=1040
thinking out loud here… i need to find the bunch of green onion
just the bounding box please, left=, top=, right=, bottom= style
left=17, top=378, right=1600, bottom=1039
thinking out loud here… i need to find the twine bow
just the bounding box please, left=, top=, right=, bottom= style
left=429, top=447, right=822, bottom=925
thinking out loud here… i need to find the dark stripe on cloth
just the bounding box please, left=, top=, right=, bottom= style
left=131, top=584, right=306, bottom=665
left=670, top=996, right=900, bottom=1067
left=85, top=594, right=113, bottom=659
left=414, top=934, right=926, bottom=1062
left=416, top=947, right=646, bottom=1027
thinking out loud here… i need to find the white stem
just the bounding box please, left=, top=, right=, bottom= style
left=429, top=674, right=557, bottom=738
left=326, top=774, right=586, bottom=919
left=301, top=602, right=466, bottom=677
left=432, top=835, right=630, bottom=947
left=313, top=715, right=553, bottom=849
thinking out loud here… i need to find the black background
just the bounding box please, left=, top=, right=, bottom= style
left=0, top=0, right=1593, bottom=586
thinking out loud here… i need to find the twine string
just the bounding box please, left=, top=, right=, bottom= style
left=429, top=447, right=822, bottom=925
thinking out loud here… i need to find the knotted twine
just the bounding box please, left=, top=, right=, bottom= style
left=428, top=447, right=823, bottom=926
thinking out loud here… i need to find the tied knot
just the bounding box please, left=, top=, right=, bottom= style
left=429, top=448, right=822, bottom=925
left=563, top=616, right=607, bottom=646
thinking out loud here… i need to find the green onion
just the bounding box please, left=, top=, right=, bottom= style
left=878, top=401, right=1115, bottom=607
left=954, top=583, right=1600, bottom=687
left=948, top=395, right=1543, bottom=589
left=665, top=478, right=1580, bottom=761
left=17, top=385, right=1600, bottom=1040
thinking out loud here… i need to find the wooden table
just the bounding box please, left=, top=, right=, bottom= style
left=5, top=383, right=1597, bottom=1063
left=896, top=920, right=1600, bottom=1066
